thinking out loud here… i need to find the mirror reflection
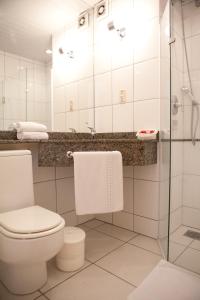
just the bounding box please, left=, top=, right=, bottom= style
left=0, top=0, right=93, bottom=132
left=0, top=0, right=136, bottom=133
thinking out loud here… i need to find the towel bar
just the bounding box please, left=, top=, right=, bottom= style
left=66, top=151, right=74, bottom=159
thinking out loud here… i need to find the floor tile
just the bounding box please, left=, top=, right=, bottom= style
left=190, top=240, right=200, bottom=251
left=77, top=224, right=91, bottom=232
left=40, top=259, right=90, bottom=293
left=0, top=281, right=40, bottom=300
left=95, top=223, right=138, bottom=242
left=85, top=230, right=124, bottom=262
left=83, top=219, right=105, bottom=229
left=45, top=265, right=134, bottom=300
left=128, top=235, right=161, bottom=255
left=170, top=226, right=194, bottom=246
left=96, top=244, right=161, bottom=286
left=168, top=242, right=187, bottom=262
left=175, top=248, right=200, bottom=274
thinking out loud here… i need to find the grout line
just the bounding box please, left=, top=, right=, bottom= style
left=34, top=176, right=74, bottom=185
left=92, top=225, right=138, bottom=243
left=133, top=213, right=159, bottom=222
left=33, top=178, right=56, bottom=184
left=35, top=293, right=50, bottom=300
left=93, top=263, right=137, bottom=288
left=126, top=241, right=162, bottom=257
left=86, top=241, right=127, bottom=264
left=41, top=229, right=162, bottom=297
left=41, top=262, right=92, bottom=295
left=173, top=239, right=194, bottom=264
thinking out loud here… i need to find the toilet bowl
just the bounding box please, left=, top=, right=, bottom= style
left=0, top=150, right=65, bottom=294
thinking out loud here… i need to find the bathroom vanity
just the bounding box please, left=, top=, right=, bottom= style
left=0, top=131, right=158, bottom=167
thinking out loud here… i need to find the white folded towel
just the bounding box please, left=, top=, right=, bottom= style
left=14, top=122, right=47, bottom=133
left=17, top=132, right=49, bottom=141
left=73, top=151, right=123, bottom=215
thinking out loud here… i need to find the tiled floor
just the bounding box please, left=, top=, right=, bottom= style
left=169, top=225, right=200, bottom=275
left=0, top=220, right=163, bottom=300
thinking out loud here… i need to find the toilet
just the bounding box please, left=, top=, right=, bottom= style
left=0, top=150, right=65, bottom=295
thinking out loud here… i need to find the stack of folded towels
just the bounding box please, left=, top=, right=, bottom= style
left=10, top=122, right=49, bottom=141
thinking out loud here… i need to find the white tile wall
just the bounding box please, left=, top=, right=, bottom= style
left=95, top=106, right=113, bottom=132
left=134, top=215, right=158, bottom=239
left=182, top=207, right=200, bottom=229
left=50, top=0, right=162, bottom=236
left=134, top=99, right=160, bottom=131
left=134, top=17, right=159, bottom=63
left=134, top=180, right=159, bottom=220
left=56, top=178, right=75, bottom=214
left=95, top=72, right=112, bottom=107
left=34, top=181, right=57, bottom=212
left=113, top=103, right=134, bottom=132
left=78, top=77, right=94, bottom=110
left=65, top=82, right=78, bottom=112
left=113, top=211, right=134, bottom=231
left=134, top=58, right=160, bottom=101
left=112, top=66, right=133, bottom=104
left=52, top=0, right=161, bottom=135
left=123, top=178, right=134, bottom=213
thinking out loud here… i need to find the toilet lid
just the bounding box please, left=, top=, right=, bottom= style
left=0, top=206, right=62, bottom=234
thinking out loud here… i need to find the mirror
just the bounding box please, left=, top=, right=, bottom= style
left=0, top=0, right=134, bottom=133
left=0, top=0, right=93, bottom=132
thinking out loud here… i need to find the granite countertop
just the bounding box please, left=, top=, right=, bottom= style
left=0, top=131, right=158, bottom=167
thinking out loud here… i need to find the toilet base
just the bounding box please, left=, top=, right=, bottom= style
left=0, top=260, right=47, bottom=295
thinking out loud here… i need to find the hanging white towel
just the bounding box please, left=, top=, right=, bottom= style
left=15, top=122, right=47, bottom=133
left=17, top=132, right=49, bottom=141
left=73, top=151, right=123, bottom=215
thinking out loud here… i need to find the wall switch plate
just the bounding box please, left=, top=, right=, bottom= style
left=120, top=90, right=127, bottom=103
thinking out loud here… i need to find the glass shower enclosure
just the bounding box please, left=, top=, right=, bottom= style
left=160, top=0, right=200, bottom=275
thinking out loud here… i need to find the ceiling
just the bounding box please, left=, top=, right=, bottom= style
left=0, top=0, right=97, bottom=63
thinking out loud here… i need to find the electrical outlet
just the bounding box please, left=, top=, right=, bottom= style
left=69, top=100, right=73, bottom=112
left=120, top=90, right=127, bottom=104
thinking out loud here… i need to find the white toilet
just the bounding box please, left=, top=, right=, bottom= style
left=0, top=150, right=65, bottom=295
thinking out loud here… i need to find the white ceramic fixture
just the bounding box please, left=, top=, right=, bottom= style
left=0, top=150, right=65, bottom=295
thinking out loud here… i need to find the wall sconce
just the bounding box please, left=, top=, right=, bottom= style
left=58, top=48, right=74, bottom=59
left=107, top=21, right=126, bottom=38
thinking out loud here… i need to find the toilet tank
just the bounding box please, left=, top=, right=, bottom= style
left=0, top=150, right=34, bottom=213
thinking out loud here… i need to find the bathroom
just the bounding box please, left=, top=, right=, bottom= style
left=0, top=0, right=200, bottom=299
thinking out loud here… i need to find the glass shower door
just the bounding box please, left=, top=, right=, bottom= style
left=169, top=0, right=200, bottom=274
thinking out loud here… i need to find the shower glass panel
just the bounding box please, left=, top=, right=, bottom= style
left=159, top=0, right=171, bottom=259
left=169, top=0, right=200, bottom=274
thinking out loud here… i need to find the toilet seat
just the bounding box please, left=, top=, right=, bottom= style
left=0, top=206, right=65, bottom=239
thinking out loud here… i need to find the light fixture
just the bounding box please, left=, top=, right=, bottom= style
left=96, top=0, right=108, bottom=19
left=79, top=15, right=86, bottom=27
left=78, top=11, right=89, bottom=28
left=45, top=49, right=52, bottom=54
left=97, top=3, right=105, bottom=16
left=107, top=21, right=126, bottom=38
